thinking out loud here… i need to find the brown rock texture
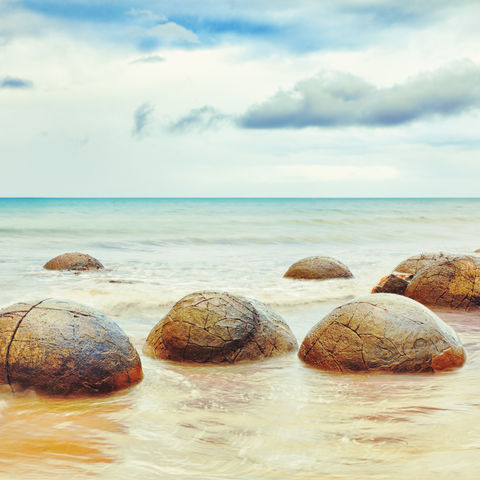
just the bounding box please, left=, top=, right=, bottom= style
left=284, top=256, right=353, bottom=280
left=475, top=249, right=480, bottom=253
left=394, top=252, right=455, bottom=276
left=299, top=294, right=465, bottom=373
left=372, top=273, right=411, bottom=295
left=0, top=299, right=143, bottom=395
left=405, top=255, right=480, bottom=310
left=144, top=291, right=298, bottom=364
left=44, top=252, right=104, bottom=271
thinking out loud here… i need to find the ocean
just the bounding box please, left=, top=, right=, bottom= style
left=1, top=198, right=479, bottom=479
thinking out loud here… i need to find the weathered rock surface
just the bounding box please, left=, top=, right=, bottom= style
left=475, top=249, right=480, bottom=253
left=405, top=255, right=480, bottom=310
left=299, top=294, right=465, bottom=373
left=284, top=256, right=353, bottom=280
left=44, top=252, right=104, bottom=271
left=0, top=299, right=142, bottom=395
left=394, top=252, right=455, bottom=276
left=372, top=273, right=411, bottom=295
left=144, top=291, right=298, bottom=364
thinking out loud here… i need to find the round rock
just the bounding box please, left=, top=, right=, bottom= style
left=299, top=294, right=465, bottom=373
left=405, top=255, right=480, bottom=310
left=284, top=256, right=353, bottom=280
left=394, top=252, right=455, bottom=276
left=44, top=252, right=104, bottom=271
left=0, top=299, right=143, bottom=395
left=144, top=291, right=298, bottom=364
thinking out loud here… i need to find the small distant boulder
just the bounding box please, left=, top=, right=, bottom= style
left=144, top=291, right=298, bottom=364
left=44, top=252, right=104, bottom=271
left=475, top=249, right=480, bottom=253
left=0, top=299, right=143, bottom=395
left=299, top=294, right=465, bottom=373
left=283, top=256, right=353, bottom=280
left=405, top=255, right=480, bottom=310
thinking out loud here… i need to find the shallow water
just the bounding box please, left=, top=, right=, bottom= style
left=1, top=198, right=480, bottom=479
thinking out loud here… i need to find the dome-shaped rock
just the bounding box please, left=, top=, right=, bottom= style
left=144, top=291, right=298, bottom=364
left=284, top=256, right=353, bottom=280
left=0, top=299, right=142, bottom=395
left=299, top=294, right=465, bottom=373
left=394, top=252, right=455, bottom=276
left=44, top=252, right=104, bottom=271
left=405, top=255, right=480, bottom=310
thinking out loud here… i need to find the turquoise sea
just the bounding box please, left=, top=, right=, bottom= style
left=1, top=198, right=480, bottom=480
left=1, top=197, right=479, bottom=316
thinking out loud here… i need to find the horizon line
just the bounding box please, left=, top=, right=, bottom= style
left=1, top=196, right=480, bottom=200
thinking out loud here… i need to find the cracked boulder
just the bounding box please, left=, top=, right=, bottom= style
left=299, top=294, right=465, bottom=373
left=284, top=256, right=353, bottom=280
left=371, top=252, right=456, bottom=295
left=44, top=252, right=104, bottom=271
left=0, top=299, right=143, bottom=395
left=394, top=252, right=456, bottom=276
left=144, top=291, right=298, bottom=364
left=405, top=255, right=480, bottom=310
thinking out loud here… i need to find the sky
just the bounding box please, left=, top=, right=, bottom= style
left=1, top=0, right=480, bottom=197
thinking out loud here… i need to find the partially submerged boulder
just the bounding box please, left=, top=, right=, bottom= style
left=405, top=255, right=480, bottom=310
left=393, top=252, right=455, bottom=276
left=44, top=252, right=104, bottom=271
left=145, top=291, right=298, bottom=364
left=299, top=294, right=465, bottom=373
left=372, top=252, right=457, bottom=295
left=0, top=299, right=142, bottom=395
left=284, top=256, right=353, bottom=280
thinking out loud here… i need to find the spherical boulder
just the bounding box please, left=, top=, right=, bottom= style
left=393, top=252, right=455, bottom=276
left=475, top=249, right=480, bottom=253
left=44, top=252, right=104, bottom=271
left=0, top=299, right=142, bottom=395
left=144, top=291, right=298, bottom=364
left=405, top=255, right=480, bottom=310
left=283, top=256, right=353, bottom=280
left=299, top=294, right=465, bottom=373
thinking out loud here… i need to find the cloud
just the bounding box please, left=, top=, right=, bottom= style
left=0, top=76, right=34, bottom=89
left=168, top=106, right=230, bottom=133
left=133, top=103, right=155, bottom=138
left=147, top=22, right=199, bottom=44
left=239, top=62, right=480, bottom=129
left=130, top=54, right=165, bottom=64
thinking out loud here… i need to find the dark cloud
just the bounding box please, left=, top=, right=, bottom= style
left=1, top=76, right=34, bottom=89
left=133, top=103, right=155, bottom=138
left=168, top=106, right=230, bottom=133
left=239, top=63, right=480, bottom=129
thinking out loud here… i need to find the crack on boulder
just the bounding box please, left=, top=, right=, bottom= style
left=5, top=299, right=49, bottom=392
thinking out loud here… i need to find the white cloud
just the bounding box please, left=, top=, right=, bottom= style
left=148, top=22, right=199, bottom=44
